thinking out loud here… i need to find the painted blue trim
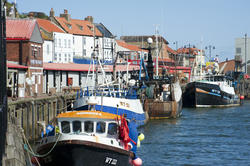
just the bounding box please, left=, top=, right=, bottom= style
left=223, top=96, right=230, bottom=100
left=75, top=105, right=146, bottom=126
left=208, top=92, right=221, bottom=97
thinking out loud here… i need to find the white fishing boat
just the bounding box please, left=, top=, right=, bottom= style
left=33, top=110, right=141, bottom=166
left=73, top=50, right=147, bottom=127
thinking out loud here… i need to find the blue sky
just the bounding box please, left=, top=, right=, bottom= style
left=12, top=0, right=250, bottom=61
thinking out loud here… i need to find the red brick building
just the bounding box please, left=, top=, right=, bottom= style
left=6, top=19, right=44, bottom=96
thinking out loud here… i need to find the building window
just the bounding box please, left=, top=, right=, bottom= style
left=66, top=24, right=72, bottom=29
left=64, top=39, right=67, bottom=48
left=54, top=39, right=57, bottom=47
left=65, top=54, right=67, bottom=62
left=47, top=44, right=50, bottom=54
left=68, top=39, right=71, bottom=48
left=83, top=37, right=86, bottom=46
left=59, top=53, right=61, bottom=61
left=236, top=47, right=241, bottom=54
left=73, top=37, right=75, bottom=45
left=32, top=46, right=38, bottom=57
left=68, top=54, right=71, bottom=62
left=54, top=53, right=57, bottom=61
left=59, top=39, right=61, bottom=48
left=83, top=49, right=86, bottom=57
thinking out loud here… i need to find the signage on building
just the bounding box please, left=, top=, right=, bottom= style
left=30, top=59, right=42, bottom=65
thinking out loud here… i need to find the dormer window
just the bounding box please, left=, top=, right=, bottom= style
left=88, top=25, right=94, bottom=32
left=66, top=23, right=72, bottom=29
left=79, top=25, right=83, bottom=30
left=76, top=24, right=83, bottom=31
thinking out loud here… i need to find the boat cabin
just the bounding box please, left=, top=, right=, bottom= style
left=57, top=111, right=119, bottom=137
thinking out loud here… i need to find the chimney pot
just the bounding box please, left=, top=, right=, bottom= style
left=85, top=16, right=94, bottom=23
left=50, top=8, right=55, bottom=17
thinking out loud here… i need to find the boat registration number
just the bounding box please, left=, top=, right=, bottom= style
left=105, top=157, right=117, bottom=165
left=120, top=101, right=130, bottom=108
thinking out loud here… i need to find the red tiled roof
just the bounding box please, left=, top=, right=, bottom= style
left=7, top=62, right=28, bottom=69
left=166, top=45, right=177, bottom=54
left=219, top=59, right=235, bottom=73
left=54, top=17, right=102, bottom=36
left=177, top=48, right=200, bottom=55
left=116, top=40, right=147, bottom=52
left=36, top=18, right=64, bottom=33
left=43, top=63, right=140, bottom=72
left=6, top=19, right=36, bottom=40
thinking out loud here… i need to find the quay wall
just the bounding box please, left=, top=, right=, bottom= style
left=2, top=92, right=76, bottom=166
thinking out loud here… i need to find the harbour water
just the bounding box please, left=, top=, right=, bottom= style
left=138, top=100, right=250, bottom=166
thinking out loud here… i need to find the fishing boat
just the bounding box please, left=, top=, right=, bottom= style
left=74, top=87, right=147, bottom=127
left=73, top=50, right=147, bottom=127
left=33, top=110, right=142, bottom=166
left=183, top=75, right=241, bottom=107
left=142, top=80, right=182, bottom=119
left=136, top=37, right=182, bottom=119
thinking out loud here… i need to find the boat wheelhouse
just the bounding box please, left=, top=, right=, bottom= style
left=35, top=111, right=132, bottom=166
left=183, top=75, right=241, bottom=107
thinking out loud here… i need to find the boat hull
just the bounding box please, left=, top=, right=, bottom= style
left=183, top=82, right=240, bottom=107
left=37, top=140, right=131, bottom=166
left=74, top=96, right=146, bottom=126
left=144, top=98, right=182, bottom=119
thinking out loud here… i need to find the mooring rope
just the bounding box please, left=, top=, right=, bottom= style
left=23, top=132, right=61, bottom=158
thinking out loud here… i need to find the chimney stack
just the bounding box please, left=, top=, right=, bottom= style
left=85, top=16, right=93, bottom=23
left=60, top=9, right=71, bottom=22
left=50, top=8, right=55, bottom=17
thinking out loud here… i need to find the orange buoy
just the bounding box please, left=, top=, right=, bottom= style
left=240, top=95, right=244, bottom=100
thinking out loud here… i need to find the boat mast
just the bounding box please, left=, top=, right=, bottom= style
left=155, top=25, right=159, bottom=77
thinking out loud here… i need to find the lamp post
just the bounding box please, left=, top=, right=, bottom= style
left=205, top=45, right=215, bottom=62
left=173, top=41, right=178, bottom=64
left=146, top=37, right=154, bottom=80
left=173, top=41, right=178, bottom=50
left=244, top=33, right=247, bottom=74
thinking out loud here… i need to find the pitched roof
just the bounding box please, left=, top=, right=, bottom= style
left=6, top=19, right=36, bottom=40
left=116, top=40, right=147, bottom=52
left=219, top=59, right=235, bottom=73
left=166, top=45, right=177, bottom=54
left=36, top=18, right=65, bottom=33
left=54, top=17, right=102, bottom=37
left=177, top=47, right=200, bottom=55
left=95, top=23, right=114, bottom=38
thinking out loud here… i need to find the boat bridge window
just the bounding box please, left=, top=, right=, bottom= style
left=108, top=123, right=118, bottom=135
left=96, top=121, right=106, bottom=134
left=61, top=121, right=70, bottom=133
left=73, top=121, right=82, bottom=133
left=84, top=121, right=94, bottom=133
